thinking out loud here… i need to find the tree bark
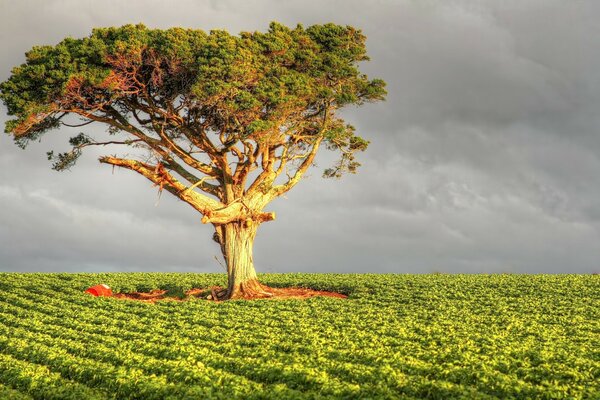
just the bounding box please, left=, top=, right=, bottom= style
left=219, top=221, right=273, bottom=300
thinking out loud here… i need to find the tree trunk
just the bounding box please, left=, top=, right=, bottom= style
left=219, top=221, right=273, bottom=300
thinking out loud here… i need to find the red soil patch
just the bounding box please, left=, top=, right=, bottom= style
left=112, top=289, right=169, bottom=302
left=112, top=287, right=347, bottom=302
left=264, top=286, right=347, bottom=300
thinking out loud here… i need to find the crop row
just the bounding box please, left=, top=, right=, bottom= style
left=0, top=273, right=598, bottom=399
left=0, top=294, right=411, bottom=398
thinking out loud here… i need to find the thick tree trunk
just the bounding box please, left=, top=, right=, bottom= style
left=218, top=221, right=273, bottom=300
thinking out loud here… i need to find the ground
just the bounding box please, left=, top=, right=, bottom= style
left=112, top=286, right=348, bottom=302
left=0, top=273, right=598, bottom=399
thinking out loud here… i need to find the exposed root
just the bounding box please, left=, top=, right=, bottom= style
left=210, top=287, right=229, bottom=301
left=226, top=279, right=274, bottom=300
left=112, top=285, right=347, bottom=302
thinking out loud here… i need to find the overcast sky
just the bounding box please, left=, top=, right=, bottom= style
left=1, top=0, right=599, bottom=274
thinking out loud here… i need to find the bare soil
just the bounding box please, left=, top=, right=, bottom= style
left=112, top=287, right=347, bottom=302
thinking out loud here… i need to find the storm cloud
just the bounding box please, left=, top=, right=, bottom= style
left=1, top=0, right=599, bottom=273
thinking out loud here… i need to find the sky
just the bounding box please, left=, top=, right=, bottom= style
left=0, top=0, right=599, bottom=274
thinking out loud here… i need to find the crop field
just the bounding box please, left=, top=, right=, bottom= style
left=0, top=273, right=598, bottom=399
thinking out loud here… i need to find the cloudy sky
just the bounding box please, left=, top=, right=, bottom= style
left=1, top=0, right=599, bottom=274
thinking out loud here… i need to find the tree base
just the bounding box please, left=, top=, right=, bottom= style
left=110, top=286, right=348, bottom=302
left=218, top=279, right=274, bottom=300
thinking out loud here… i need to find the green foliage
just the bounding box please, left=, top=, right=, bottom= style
left=0, top=22, right=386, bottom=177
left=45, top=149, right=80, bottom=171
left=45, top=133, right=92, bottom=171
left=162, top=285, right=187, bottom=300
left=0, top=273, right=598, bottom=399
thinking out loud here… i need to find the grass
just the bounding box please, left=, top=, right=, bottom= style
left=0, top=273, right=598, bottom=399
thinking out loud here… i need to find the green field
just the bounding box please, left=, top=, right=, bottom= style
left=0, top=273, right=598, bottom=399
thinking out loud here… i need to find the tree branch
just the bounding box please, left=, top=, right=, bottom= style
left=60, top=119, right=96, bottom=128
left=270, top=137, right=323, bottom=197
left=98, top=156, right=272, bottom=225
left=200, top=202, right=276, bottom=225
left=98, top=156, right=223, bottom=216
left=152, top=120, right=220, bottom=177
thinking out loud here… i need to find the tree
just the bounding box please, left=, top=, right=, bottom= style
left=0, top=23, right=386, bottom=299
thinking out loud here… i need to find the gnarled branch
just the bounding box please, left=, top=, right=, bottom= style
left=98, top=156, right=223, bottom=215
left=270, top=137, right=323, bottom=197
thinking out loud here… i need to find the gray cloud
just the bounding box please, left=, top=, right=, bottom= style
left=1, top=0, right=599, bottom=273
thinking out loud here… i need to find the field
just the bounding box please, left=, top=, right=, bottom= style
left=0, top=273, right=598, bottom=399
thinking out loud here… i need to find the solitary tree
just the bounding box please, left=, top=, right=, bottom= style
left=0, top=23, right=386, bottom=299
